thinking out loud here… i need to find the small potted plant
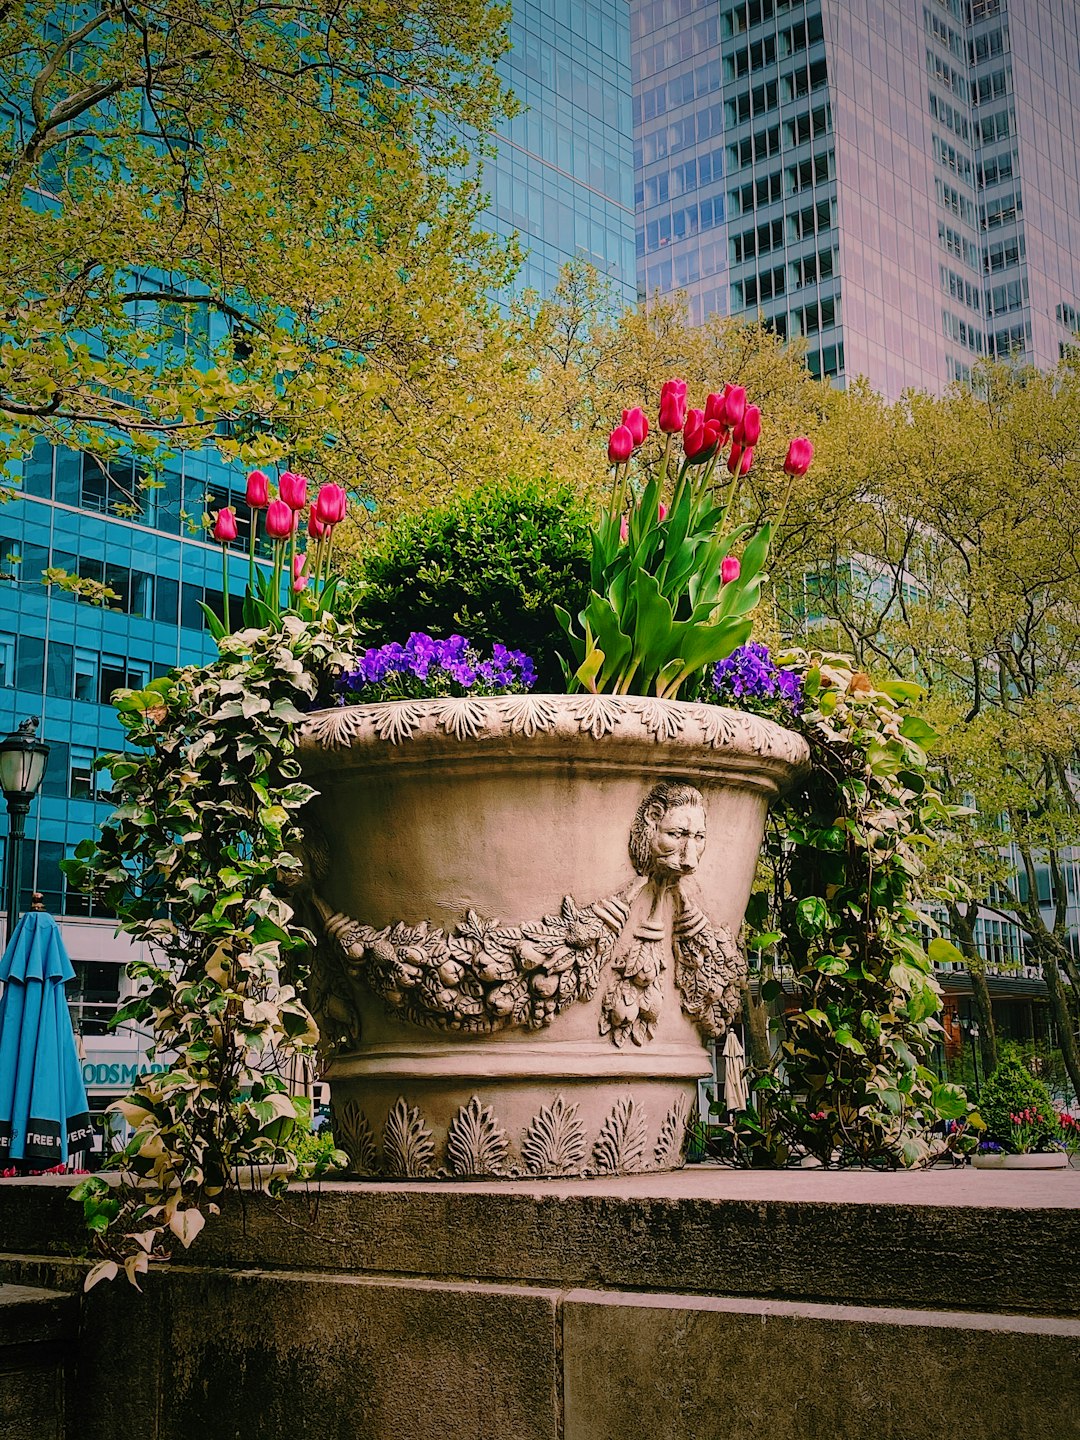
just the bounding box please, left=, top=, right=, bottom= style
left=973, top=1050, right=1076, bottom=1169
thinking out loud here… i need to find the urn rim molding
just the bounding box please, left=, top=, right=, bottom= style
left=299, top=693, right=810, bottom=793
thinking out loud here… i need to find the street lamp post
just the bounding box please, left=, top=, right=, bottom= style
left=0, top=717, right=50, bottom=945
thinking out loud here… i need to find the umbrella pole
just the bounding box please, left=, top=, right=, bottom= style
left=3, top=794, right=29, bottom=946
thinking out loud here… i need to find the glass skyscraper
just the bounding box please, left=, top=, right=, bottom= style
left=632, top=0, right=1080, bottom=396
left=3, top=5, right=638, bottom=1118
left=485, top=0, right=638, bottom=304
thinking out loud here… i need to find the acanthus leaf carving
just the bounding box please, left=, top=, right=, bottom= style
left=499, top=694, right=559, bottom=738
left=332, top=1099, right=379, bottom=1176
left=592, top=1096, right=648, bottom=1175
left=445, top=1095, right=510, bottom=1177
left=383, top=1097, right=436, bottom=1178
left=654, top=1095, right=690, bottom=1171
left=522, top=1094, right=588, bottom=1176
left=570, top=695, right=620, bottom=740
left=367, top=702, right=426, bottom=745
left=637, top=699, right=686, bottom=742
left=303, top=707, right=366, bottom=749
left=433, top=696, right=488, bottom=742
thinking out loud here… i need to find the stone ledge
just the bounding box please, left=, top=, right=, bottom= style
left=2, top=1167, right=1078, bottom=1318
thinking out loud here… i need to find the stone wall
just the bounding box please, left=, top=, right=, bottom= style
left=1, top=1168, right=1078, bottom=1440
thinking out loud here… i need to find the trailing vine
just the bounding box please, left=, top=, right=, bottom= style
left=65, top=615, right=356, bottom=1286
left=725, top=651, right=977, bottom=1168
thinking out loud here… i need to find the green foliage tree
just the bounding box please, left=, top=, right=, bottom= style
left=344, top=478, right=593, bottom=688
left=0, top=1, right=521, bottom=509
left=770, top=357, right=1080, bottom=1103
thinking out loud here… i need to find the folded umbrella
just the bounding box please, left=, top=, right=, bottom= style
left=0, top=910, right=92, bottom=1167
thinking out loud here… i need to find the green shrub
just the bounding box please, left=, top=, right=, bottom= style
left=343, top=478, right=593, bottom=689
left=979, top=1049, right=1058, bottom=1147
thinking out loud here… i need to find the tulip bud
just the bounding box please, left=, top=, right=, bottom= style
left=722, top=385, right=747, bottom=430
left=721, top=556, right=741, bottom=585
left=245, top=470, right=270, bottom=509
left=314, top=483, right=347, bottom=525
left=212, top=507, right=238, bottom=543
left=608, top=425, right=634, bottom=465
left=727, top=443, right=753, bottom=476
left=308, top=508, right=328, bottom=540
left=278, top=471, right=308, bottom=511
left=265, top=498, right=295, bottom=539
left=621, top=407, right=649, bottom=447
left=658, top=502, right=668, bottom=522
left=734, top=404, right=762, bottom=448
left=784, top=437, right=814, bottom=477
left=292, top=552, right=308, bottom=593
left=657, top=378, right=688, bottom=434
left=619, top=514, right=629, bottom=543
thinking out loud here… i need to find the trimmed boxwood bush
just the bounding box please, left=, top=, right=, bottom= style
left=978, top=1049, right=1059, bottom=1148
left=343, top=478, right=593, bottom=689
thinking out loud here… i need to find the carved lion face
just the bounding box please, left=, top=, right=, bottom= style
left=629, top=782, right=707, bottom=881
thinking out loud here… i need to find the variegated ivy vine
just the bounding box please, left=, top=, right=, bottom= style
left=64, top=615, right=356, bottom=1289
left=726, top=652, right=978, bottom=1169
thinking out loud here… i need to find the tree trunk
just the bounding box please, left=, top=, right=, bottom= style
left=740, top=977, right=771, bottom=1069
left=948, top=901, right=998, bottom=1075
left=1040, top=951, right=1080, bottom=1107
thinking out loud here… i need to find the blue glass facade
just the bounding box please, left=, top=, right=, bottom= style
left=3, top=3, right=640, bottom=1106
left=485, top=0, right=638, bottom=303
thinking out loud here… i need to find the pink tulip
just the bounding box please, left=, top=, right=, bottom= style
left=621, top=407, right=649, bottom=447
left=619, top=514, right=629, bottom=543
left=245, top=470, right=270, bottom=509
left=704, top=391, right=726, bottom=425
left=658, top=502, right=668, bottom=522
left=684, top=411, right=722, bottom=463
left=727, top=443, right=753, bottom=477
left=721, top=556, right=741, bottom=584
left=308, top=508, right=328, bottom=540
left=784, top=437, right=814, bottom=477
left=292, top=553, right=308, bottom=593
left=314, top=483, right=347, bottom=525
left=734, top=404, right=761, bottom=448
left=608, top=425, right=634, bottom=465
left=265, top=499, right=295, bottom=539
left=657, top=378, right=688, bottom=434
left=722, top=385, right=747, bottom=430
left=212, top=507, right=238, bottom=543
left=278, top=471, right=308, bottom=511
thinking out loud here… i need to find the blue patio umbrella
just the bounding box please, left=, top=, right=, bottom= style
left=0, top=910, right=92, bottom=1168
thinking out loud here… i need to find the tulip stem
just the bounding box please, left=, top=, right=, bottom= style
left=221, top=544, right=231, bottom=635
left=247, top=514, right=258, bottom=594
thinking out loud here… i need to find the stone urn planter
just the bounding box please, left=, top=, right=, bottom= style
left=298, top=694, right=808, bottom=1179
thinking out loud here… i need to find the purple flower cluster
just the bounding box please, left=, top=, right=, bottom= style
left=337, top=633, right=536, bottom=702
left=711, top=642, right=803, bottom=716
